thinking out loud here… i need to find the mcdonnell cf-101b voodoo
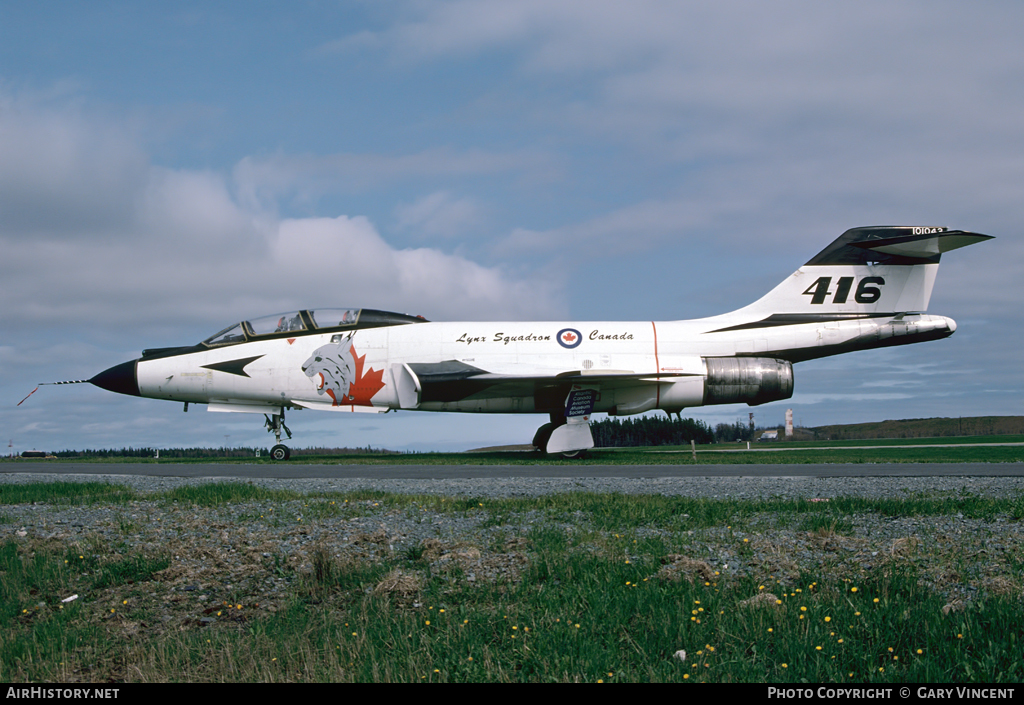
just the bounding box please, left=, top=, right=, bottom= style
left=58, top=226, right=991, bottom=459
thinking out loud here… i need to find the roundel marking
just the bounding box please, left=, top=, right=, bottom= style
left=557, top=328, right=582, bottom=349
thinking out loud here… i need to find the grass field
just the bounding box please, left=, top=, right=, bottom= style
left=4, top=436, right=1024, bottom=465
left=2, top=481, right=1023, bottom=682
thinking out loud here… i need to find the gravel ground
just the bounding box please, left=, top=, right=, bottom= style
left=3, top=472, right=1023, bottom=624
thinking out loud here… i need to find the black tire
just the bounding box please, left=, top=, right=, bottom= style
left=532, top=423, right=555, bottom=452
left=270, top=444, right=291, bottom=461
left=561, top=450, right=584, bottom=459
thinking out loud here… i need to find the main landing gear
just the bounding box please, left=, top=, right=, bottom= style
left=532, top=410, right=593, bottom=459
left=264, top=410, right=293, bottom=461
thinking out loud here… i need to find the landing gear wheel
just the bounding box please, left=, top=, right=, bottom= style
left=561, top=449, right=583, bottom=459
left=270, top=444, right=291, bottom=461
left=532, top=423, right=556, bottom=452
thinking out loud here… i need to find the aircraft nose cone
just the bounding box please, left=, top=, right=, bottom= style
left=90, top=360, right=140, bottom=397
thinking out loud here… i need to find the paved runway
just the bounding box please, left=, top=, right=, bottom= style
left=2, top=462, right=1022, bottom=480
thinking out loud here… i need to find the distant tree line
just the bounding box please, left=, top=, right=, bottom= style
left=713, top=420, right=755, bottom=443
left=54, top=447, right=265, bottom=458
left=590, top=416, right=714, bottom=447
left=810, top=416, right=1024, bottom=440
left=51, top=446, right=399, bottom=458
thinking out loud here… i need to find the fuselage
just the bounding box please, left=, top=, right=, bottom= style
left=119, top=310, right=955, bottom=416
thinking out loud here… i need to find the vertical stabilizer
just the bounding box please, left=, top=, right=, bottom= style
left=737, top=226, right=992, bottom=318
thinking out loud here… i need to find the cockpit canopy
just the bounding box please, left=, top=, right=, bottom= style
left=202, top=308, right=427, bottom=347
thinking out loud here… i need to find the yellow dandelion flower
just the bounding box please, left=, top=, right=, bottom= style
left=851, top=587, right=858, bottom=592
left=824, top=616, right=831, bottom=622
left=816, top=646, right=822, bottom=651
left=781, top=663, right=788, bottom=668
left=916, top=649, right=923, bottom=655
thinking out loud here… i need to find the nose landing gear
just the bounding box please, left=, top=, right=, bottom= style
left=264, top=410, right=293, bottom=461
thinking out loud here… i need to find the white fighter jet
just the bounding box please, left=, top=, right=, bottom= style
left=83, top=226, right=990, bottom=459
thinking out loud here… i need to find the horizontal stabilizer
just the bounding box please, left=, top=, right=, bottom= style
left=806, top=226, right=992, bottom=266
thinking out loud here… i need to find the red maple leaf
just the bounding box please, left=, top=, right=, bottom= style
left=562, top=332, right=577, bottom=343
left=346, top=346, right=386, bottom=406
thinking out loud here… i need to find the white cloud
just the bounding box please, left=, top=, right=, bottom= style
left=395, top=191, right=482, bottom=239
left=0, top=96, right=567, bottom=338
left=232, top=148, right=554, bottom=212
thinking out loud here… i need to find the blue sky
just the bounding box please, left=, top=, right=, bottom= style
left=2, top=1, right=1021, bottom=453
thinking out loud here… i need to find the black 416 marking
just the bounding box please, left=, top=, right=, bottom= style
left=802, top=276, right=885, bottom=304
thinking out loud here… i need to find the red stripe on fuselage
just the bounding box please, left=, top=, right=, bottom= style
left=651, top=321, right=660, bottom=407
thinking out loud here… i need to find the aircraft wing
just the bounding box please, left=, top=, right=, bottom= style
left=395, top=360, right=695, bottom=408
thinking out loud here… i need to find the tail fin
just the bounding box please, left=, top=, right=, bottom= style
left=740, top=226, right=992, bottom=317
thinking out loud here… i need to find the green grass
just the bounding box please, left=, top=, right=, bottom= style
left=4, top=433, right=1024, bottom=466
left=0, top=481, right=139, bottom=505
left=2, top=483, right=1023, bottom=682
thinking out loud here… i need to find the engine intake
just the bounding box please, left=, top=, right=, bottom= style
left=703, top=357, right=793, bottom=406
